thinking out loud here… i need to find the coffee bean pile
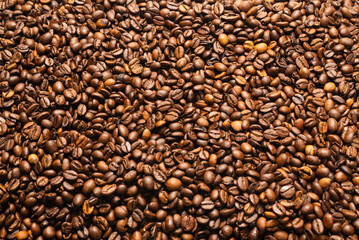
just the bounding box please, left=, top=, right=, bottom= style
left=1, top=0, right=359, bottom=239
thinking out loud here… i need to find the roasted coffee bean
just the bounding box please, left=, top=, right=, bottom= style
left=201, top=199, right=215, bottom=211
left=82, top=200, right=94, bottom=215
left=272, top=203, right=286, bottom=217
left=313, top=218, right=325, bottom=234
left=101, top=184, right=117, bottom=196
left=165, top=177, right=181, bottom=191
left=237, top=176, right=249, bottom=192
left=63, top=170, right=78, bottom=181
left=42, top=226, right=55, bottom=239
left=181, top=215, right=196, bottom=232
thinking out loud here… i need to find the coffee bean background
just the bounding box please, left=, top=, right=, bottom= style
left=1, top=0, right=359, bottom=239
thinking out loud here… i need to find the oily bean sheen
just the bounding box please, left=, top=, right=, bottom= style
left=1, top=0, right=359, bottom=240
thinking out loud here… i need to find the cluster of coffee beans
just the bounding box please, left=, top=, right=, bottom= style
left=1, top=0, right=359, bottom=239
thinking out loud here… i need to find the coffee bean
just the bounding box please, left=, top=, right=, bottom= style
left=95, top=216, right=109, bottom=231
left=323, top=213, right=334, bottom=229
left=88, top=225, right=102, bottom=240
left=280, top=185, right=295, bottom=199
left=108, top=232, right=121, bottom=240
left=153, top=169, right=167, bottom=183
left=36, top=176, right=49, bottom=187
left=42, top=226, right=55, bottom=239
left=312, top=218, right=325, bottom=234
left=237, top=176, right=249, bottom=192
left=273, top=231, right=288, bottom=240
left=8, top=179, right=20, bottom=191
left=254, top=43, right=267, bottom=54
left=77, top=227, right=89, bottom=239
left=15, top=231, right=29, bottom=240
left=291, top=218, right=304, bottom=231
left=28, top=154, right=39, bottom=164
left=101, top=184, right=117, bottom=196
left=45, top=140, right=58, bottom=154
left=82, top=200, right=94, bottom=215
left=142, top=176, right=154, bottom=190
left=218, top=34, right=228, bottom=46
left=165, top=177, right=182, bottom=191
left=201, top=199, right=215, bottom=210
left=272, top=203, right=286, bottom=217
left=63, top=88, right=77, bottom=100
left=63, top=170, right=78, bottom=181
left=181, top=215, right=196, bottom=232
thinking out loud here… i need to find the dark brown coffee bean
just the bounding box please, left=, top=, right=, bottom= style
left=153, top=169, right=167, bottom=183
left=36, top=176, right=49, bottom=187
left=42, top=226, right=55, bottom=239
left=63, top=170, right=78, bottom=181
left=7, top=179, right=20, bottom=191
left=170, top=89, right=183, bottom=101
left=263, top=129, right=278, bottom=140
left=142, top=176, right=154, bottom=190
left=89, top=225, right=102, bottom=239
left=63, top=88, right=77, bottom=100
left=181, top=215, right=196, bottom=232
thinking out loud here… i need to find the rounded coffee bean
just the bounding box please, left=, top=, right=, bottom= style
left=166, top=177, right=182, bottom=191
left=43, top=226, right=55, bottom=239
left=143, top=176, right=155, bottom=190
